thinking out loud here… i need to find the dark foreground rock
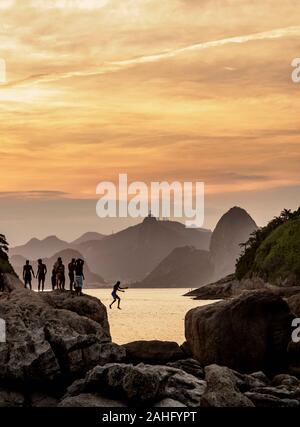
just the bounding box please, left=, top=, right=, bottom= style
left=185, top=291, right=294, bottom=374
left=283, top=295, right=300, bottom=376
left=200, top=365, right=300, bottom=408
left=60, top=362, right=300, bottom=408
left=287, top=293, right=300, bottom=316
left=2, top=273, right=23, bottom=292
left=40, top=291, right=110, bottom=327
left=123, top=340, right=185, bottom=364
left=59, top=394, right=127, bottom=407
left=154, top=398, right=186, bottom=407
left=0, top=283, right=118, bottom=388
left=200, top=365, right=254, bottom=407
left=166, top=358, right=204, bottom=379
left=2, top=273, right=300, bottom=408
left=244, top=392, right=299, bottom=407
left=64, top=363, right=207, bottom=407
left=0, top=388, right=25, bottom=407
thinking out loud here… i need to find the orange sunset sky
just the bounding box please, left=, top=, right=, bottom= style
left=0, top=0, right=300, bottom=245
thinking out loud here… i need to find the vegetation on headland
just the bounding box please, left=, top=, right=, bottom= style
left=236, top=208, right=300, bottom=284
left=0, top=234, right=15, bottom=274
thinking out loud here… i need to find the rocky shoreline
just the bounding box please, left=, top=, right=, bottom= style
left=1, top=273, right=300, bottom=407
left=184, top=274, right=300, bottom=300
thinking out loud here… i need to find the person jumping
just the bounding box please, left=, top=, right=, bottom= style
left=109, top=281, right=128, bottom=310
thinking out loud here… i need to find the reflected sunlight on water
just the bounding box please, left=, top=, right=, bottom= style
left=85, top=288, right=218, bottom=344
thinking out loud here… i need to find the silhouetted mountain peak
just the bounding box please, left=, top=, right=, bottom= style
left=27, top=237, right=40, bottom=243
left=72, top=232, right=105, bottom=245
left=11, top=235, right=69, bottom=259
left=132, top=245, right=213, bottom=288
left=142, top=213, right=158, bottom=224
left=210, top=207, right=257, bottom=280
left=220, top=206, right=256, bottom=225
left=44, top=235, right=61, bottom=242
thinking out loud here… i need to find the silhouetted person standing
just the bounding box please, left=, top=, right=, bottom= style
left=74, top=259, right=85, bottom=296
left=68, top=258, right=76, bottom=292
left=55, top=257, right=65, bottom=291
left=51, top=267, right=56, bottom=291
left=37, top=259, right=47, bottom=292
left=109, top=281, right=128, bottom=310
left=23, top=260, right=35, bottom=290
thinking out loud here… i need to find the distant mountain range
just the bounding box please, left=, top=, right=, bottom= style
left=131, top=246, right=214, bottom=288
left=11, top=248, right=106, bottom=290
left=76, top=216, right=211, bottom=281
left=10, top=208, right=257, bottom=288
left=130, top=208, right=257, bottom=288
left=10, top=232, right=105, bottom=259
left=10, top=236, right=70, bottom=259
left=71, top=232, right=106, bottom=245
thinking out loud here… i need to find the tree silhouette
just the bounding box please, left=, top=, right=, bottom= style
left=0, top=233, right=14, bottom=275
left=0, top=234, right=9, bottom=260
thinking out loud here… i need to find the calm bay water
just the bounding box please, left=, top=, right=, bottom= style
left=85, top=288, right=218, bottom=344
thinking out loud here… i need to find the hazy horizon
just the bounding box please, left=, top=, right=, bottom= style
left=5, top=186, right=300, bottom=247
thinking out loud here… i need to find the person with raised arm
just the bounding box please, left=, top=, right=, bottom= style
left=109, top=281, right=128, bottom=310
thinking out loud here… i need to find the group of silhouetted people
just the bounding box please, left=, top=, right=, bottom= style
left=21, top=257, right=132, bottom=308
left=23, top=257, right=85, bottom=295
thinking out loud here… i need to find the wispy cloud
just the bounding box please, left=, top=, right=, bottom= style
left=2, top=25, right=300, bottom=89
left=0, top=0, right=110, bottom=9
left=0, top=190, right=69, bottom=199
left=1, top=0, right=300, bottom=244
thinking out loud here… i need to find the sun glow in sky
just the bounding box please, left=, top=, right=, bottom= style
left=1, top=0, right=300, bottom=244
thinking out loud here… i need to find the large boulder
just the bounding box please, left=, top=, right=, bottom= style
left=0, top=288, right=112, bottom=387
left=185, top=291, right=294, bottom=374
left=166, top=359, right=204, bottom=379
left=123, top=340, right=185, bottom=364
left=2, top=273, right=23, bottom=292
left=65, top=363, right=207, bottom=407
left=200, top=365, right=254, bottom=407
left=154, top=398, right=186, bottom=407
left=59, top=393, right=127, bottom=407
left=40, top=291, right=110, bottom=329
left=272, top=374, right=300, bottom=390
left=29, top=392, right=59, bottom=407
left=244, top=392, right=299, bottom=407
left=0, top=388, right=25, bottom=407
left=287, top=293, right=300, bottom=316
